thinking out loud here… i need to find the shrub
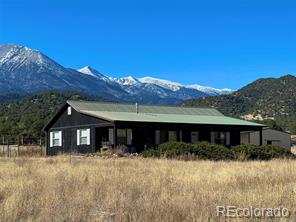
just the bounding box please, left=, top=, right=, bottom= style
left=142, top=142, right=295, bottom=161
left=191, top=142, right=235, bottom=160
left=158, top=142, right=193, bottom=158
left=142, top=141, right=234, bottom=160
left=233, top=144, right=294, bottom=160
left=141, top=147, right=161, bottom=158
left=142, top=142, right=192, bottom=158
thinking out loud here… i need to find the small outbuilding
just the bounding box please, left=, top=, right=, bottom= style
left=241, top=128, right=291, bottom=149
left=43, top=100, right=264, bottom=155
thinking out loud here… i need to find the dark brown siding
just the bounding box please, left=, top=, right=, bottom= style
left=46, top=105, right=113, bottom=155
left=45, top=104, right=263, bottom=155
left=230, top=131, right=241, bottom=146
left=49, top=106, right=109, bottom=129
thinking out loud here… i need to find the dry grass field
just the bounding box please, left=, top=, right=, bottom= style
left=0, top=157, right=296, bottom=221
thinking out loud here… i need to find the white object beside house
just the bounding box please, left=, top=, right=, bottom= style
left=241, top=128, right=291, bottom=149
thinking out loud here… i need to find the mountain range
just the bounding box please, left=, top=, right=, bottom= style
left=0, top=44, right=232, bottom=104
left=1, top=44, right=296, bottom=136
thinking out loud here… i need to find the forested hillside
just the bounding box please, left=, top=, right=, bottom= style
left=182, top=75, right=296, bottom=133
left=0, top=92, right=103, bottom=142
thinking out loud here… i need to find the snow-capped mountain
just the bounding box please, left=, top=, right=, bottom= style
left=109, top=76, right=140, bottom=86
left=78, top=67, right=209, bottom=101
left=139, top=77, right=183, bottom=91
left=78, top=66, right=111, bottom=83
left=0, top=44, right=233, bottom=104
left=78, top=68, right=233, bottom=96
left=139, top=77, right=232, bottom=95
left=187, top=84, right=233, bottom=96
left=0, top=44, right=129, bottom=100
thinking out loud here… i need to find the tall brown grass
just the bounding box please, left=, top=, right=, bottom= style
left=0, top=157, right=296, bottom=221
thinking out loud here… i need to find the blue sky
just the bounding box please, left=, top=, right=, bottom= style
left=0, top=0, right=296, bottom=89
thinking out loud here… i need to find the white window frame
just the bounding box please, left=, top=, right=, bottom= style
left=67, top=106, right=72, bottom=115
left=77, top=128, right=90, bottom=146
left=50, top=131, right=62, bottom=147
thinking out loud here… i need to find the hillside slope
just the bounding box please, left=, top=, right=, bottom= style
left=0, top=92, right=103, bottom=141
left=182, top=75, right=296, bottom=133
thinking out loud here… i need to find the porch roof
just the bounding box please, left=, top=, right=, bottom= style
left=68, top=101, right=264, bottom=127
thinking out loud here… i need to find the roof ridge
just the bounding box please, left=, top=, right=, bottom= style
left=66, top=100, right=218, bottom=110
left=81, top=110, right=265, bottom=127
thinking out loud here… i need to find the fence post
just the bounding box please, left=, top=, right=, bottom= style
left=6, top=136, right=8, bottom=158
left=2, top=136, right=4, bottom=156
left=17, top=135, right=20, bottom=157
left=9, top=136, right=11, bottom=158
left=7, top=136, right=10, bottom=158
left=40, top=136, right=42, bottom=156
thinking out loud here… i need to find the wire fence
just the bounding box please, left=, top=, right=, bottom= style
left=0, top=135, right=46, bottom=157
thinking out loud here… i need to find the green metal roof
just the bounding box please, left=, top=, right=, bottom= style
left=67, top=100, right=224, bottom=116
left=67, top=100, right=264, bottom=127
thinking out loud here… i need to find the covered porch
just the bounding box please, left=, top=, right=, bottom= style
left=94, top=122, right=263, bottom=152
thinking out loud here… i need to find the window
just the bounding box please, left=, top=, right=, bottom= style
left=109, top=128, right=114, bottom=145
left=215, top=132, right=226, bottom=145
left=127, top=129, right=132, bottom=145
left=267, top=140, right=272, bottom=145
left=155, top=130, right=160, bottom=145
left=77, top=129, right=90, bottom=145
left=160, top=130, right=168, bottom=143
left=168, top=131, right=177, bottom=142
left=67, top=106, right=72, bottom=115
left=50, top=131, right=62, bottom=147
left=117, top=129, right=127, bottom=145
left=179, top=131, right=183, bottom=142
left=191, top=132, right=199, bottom=143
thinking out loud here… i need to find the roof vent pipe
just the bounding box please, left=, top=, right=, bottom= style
left=136, top=103, right=139, bottom=113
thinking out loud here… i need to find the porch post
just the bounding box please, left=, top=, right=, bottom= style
left=45, top=131, right=48, bottom=156
left=113, top=124, right=117, bottom=148
left=259, top=128, right=263, bottom=146
left=91, top=126, right=96, bottom=153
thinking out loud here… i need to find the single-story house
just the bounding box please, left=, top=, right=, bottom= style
left=43, top=100, right=264, bottom=155
left=241, top=128, right=291, bottom=149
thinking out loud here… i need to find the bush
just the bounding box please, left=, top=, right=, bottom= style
left=141, top=147, right=161, bottom=158
left=233, top=144, right=294, bottom=160
left=191, top=142, right=235, bottom=160
left=142, top=141, right=234, bottom=160
left=142, top=142, right=192, bottom=159
left=142, top=142, right=295, bottom=161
